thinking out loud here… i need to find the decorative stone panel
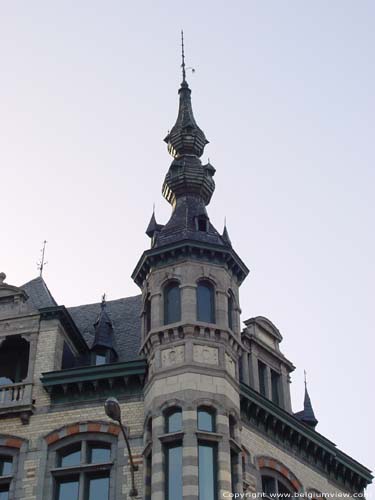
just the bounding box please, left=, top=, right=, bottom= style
left=161, top=345, right=184, bottom=367
left=193, top=344, right=218, bottom=365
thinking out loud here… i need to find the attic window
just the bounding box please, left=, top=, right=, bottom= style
left=195, top=215, right=208, bottom=232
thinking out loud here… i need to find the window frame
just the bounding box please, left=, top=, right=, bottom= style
left=196, top=280, right=216, bottom=324
left=163, top=281, right=181, bottom=326
left=46, top=434, right=117, bottom=500
left=161, top=407, right=184, bottom=500
left=0, top=447, right=19, bottom=499
left=261, top=470, right=297, bottom=498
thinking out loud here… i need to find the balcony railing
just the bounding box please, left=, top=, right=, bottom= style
left=0, top=382, right=34, bottom=423
left=0, top=382, right=32, bottom=405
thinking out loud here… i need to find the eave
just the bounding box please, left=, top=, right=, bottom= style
left=132, top=239, right=249, bottom=287
left=240, top=383, right=373, bottom=493
left=41, top=359, right=147, bottom=401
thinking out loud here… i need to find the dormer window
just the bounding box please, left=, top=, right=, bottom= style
left=258, top=360, right=267, bottom=397
left=195, top=215, right=209, bottom=232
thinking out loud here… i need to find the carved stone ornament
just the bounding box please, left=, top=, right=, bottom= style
left=193, top=344, right=218, bottom=365
left=161, top=346, right=184, bottom=367
left=225, top=352, right=236, bottom=378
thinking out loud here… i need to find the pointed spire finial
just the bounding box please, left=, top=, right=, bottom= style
left=304, top=369, right=307, bottom=388
left=101, top=293, right=106, bottom=306
left=181, top=30, right=186, bottom=83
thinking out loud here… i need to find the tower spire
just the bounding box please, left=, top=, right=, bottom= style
left=294, top=371, right=318, bottom=428
left=181, top=30, right=186, bottom=84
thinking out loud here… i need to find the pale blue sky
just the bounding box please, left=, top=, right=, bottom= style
left=1, top=1, right=374, bottom=490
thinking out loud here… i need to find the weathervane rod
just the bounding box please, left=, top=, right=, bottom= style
left=181, top=29, right=186, bottom=82
left=38, top=240, right=48, bottom=277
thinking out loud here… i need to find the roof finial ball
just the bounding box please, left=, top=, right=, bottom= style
left=0, top=272, right=6, bottom=284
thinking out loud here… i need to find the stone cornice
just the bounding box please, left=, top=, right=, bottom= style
left=240, top=383, right=373, bottom=493
left=132, top=239, right=249, bottom=287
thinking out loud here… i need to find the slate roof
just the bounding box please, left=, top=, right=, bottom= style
left=21, top=277, right=143, bottom=363
left=154, top=194, right=228, bottom=248
left=22, top=276, right=58, bottom=309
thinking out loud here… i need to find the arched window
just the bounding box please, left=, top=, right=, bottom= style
left=196, top=406, right=217, bottom=499
left=196, top=281, right=215, bottom=323
left=165, top=407, right=182, bottom=433
left=228, top=291, right=235, bottom=330
left=197, top=407, right=215, bottom=432
left=47, top=435, right=116, bottom=500
left=164, top=282, right=181, bottom=325
left=261, top=472, right=296, bottom=497
left=164, top=408, right=183, bottom=500
left=0, top=336, right=29, bottom=385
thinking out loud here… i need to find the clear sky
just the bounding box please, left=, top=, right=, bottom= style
left=1, top=0, right=374, bottom=491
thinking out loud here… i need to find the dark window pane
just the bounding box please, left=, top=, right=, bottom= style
left=164, top=283, right=181, bottom=325
left=197, top=409, right=215, bottom=432
left=166, top=444, right=182, bottom=500
left=59, top=447, right=81, bottom=467
left=262, top=475, right=276, bottom=495
left=0, top=457, right=12, bottom=475
left=57, top=478, right=79, bottom=500
left=228, top=294, right=233, bottom=330
left=271, top=370, right=280, bottom=405
left=88, top=445, right=111, bottom=464
left=145, top=296, right=151, bottom=334
left=95, top=354, right=106, bottom=366
left=166, top=409, right=182, bottom=433
left=278, top=480, right=292, bottom=495
left=197, top=282, right=215, bottom=323
left=231, top=450, right=238, bottom=493
left=198, top=443, right=217, bottom=500
left=87, top=475, right=109, bottom=500
left=258, top=361, right=267, bottom=397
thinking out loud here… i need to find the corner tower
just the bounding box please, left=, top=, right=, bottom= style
left=132, top=35, right=249, bottom=500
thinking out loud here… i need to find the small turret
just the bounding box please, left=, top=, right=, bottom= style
left=91, top=295, right=117, bottom=365
left=294, top=373, right=318, bottom=429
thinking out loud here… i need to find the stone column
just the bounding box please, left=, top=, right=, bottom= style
left=180, top=284, right=196, bottom=323
left=241, top=351, right=250, bottom=386
left=216, top=290, right=228, bottom=327
left=280, top=365, right=292, bottom=412
left=249, top=351, right=259, bottom=390
left=151, top=415, right=165, bottom=500
left=150, top=292, right=162, bottom=329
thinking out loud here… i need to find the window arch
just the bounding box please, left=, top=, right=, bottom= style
left=196, top=280, right=215, bottom=323
left=197, top=406, right=216, bottom=432
left=46, top=433, right=118, bottom=500
left=257, top=457, right=301, bottom=497
left=165, top=407, right=182, bottom=433
left=164, top=281, right=181, bottom=325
